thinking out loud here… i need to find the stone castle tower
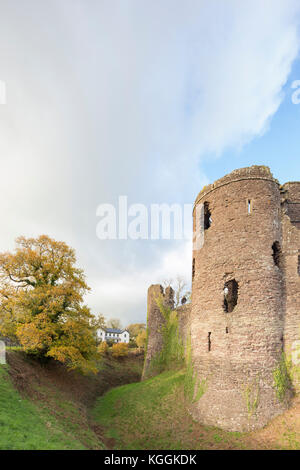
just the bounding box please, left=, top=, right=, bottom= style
left=143, top=166, right=300, bottom=431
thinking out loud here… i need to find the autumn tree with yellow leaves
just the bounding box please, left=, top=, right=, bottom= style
left=112, top=342, right=129, bottom=358
left=136, top=329, right=147, bottom=349
left=0, top=235, right=104, bottom=373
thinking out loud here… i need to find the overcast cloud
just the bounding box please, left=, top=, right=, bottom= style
left=0, top=0, right=299, bottom=325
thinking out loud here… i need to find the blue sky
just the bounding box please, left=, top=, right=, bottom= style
left=0, top=1, right=300, bottom=326
left=202, top=59, right=300, bottom=185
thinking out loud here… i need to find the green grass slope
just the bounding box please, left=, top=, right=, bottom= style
left=0, top=365, right=90, bottom=450
left=1, top=351, right=298, bottom=450
left=92, top=369, right=300, bottom=450
left=0, top=350, right=144, bottom=450
left=92, top=370, right=247, bottom=450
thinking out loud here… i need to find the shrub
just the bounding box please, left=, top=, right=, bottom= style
left=112, top=342, right=129, bottom=358
left=273, top=353, right=292, bottom=401
left=98, top=341, right=109, bottom=356
left=129, top=339, right=138, bottom=348
left=136, top=330, right=147, bottom=349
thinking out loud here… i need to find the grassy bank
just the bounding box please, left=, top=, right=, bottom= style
left=0, top=366, right=91, bottom=449
left=1, top=350, right=299, bottom=450
left=92, top=370, right=246, bottom=450
left=0, top=350, right=144, bottom=450
left=92, top=369, right=300, bottom=450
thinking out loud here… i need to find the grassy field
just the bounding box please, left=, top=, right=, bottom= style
left=92, top=369, right=300, bottom=450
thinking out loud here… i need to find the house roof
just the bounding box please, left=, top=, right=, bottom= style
left=105, top=328, right=122, bottom=334
left=104, top=328, right=129, bottom=334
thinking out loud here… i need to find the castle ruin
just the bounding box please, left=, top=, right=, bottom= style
left=143, top=165, right=300, bottom=431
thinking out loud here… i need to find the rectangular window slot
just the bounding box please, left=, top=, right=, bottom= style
left=204, top=202, right=212, bottom=230
left=208, top=332, right=211, bottom=351
left=247, top=199, right=252, bottom=214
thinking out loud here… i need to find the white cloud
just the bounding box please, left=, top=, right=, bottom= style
left=0, top=0, right=299, bottom=324
left=86, top=240, right=192, bottom=325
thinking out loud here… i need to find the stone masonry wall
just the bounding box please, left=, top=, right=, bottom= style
left=142, top=284, right=164, bottom=380
left=191, top=166, right=290, bottom=431
left=145, top=165, right=299, bottom=431
left=142, top=285, right=174, bottom=379
left=281, top=182, right=300, bottom=390
left=176, top=303, right=192, bottom=350
left=142, top=285, right=191, bottom=379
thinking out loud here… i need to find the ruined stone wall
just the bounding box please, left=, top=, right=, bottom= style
left=281, top=182, right=300, bottom=390
left=144, top=165, right=299, bottom=431
left=142, top=285, right=174, bottom=379
left=142, top=284, right=164, bottom=380
left=176, top=303, right=192, bottom=350
left=191, top=166, right=287, bottom=431
left=142, top=285, right=191, bottom=379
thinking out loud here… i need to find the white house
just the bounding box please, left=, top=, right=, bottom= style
left=98, top=328, right=130, bottom=344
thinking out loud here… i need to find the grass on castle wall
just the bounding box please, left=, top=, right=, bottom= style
left=0, top=365, right=99, bottom=450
